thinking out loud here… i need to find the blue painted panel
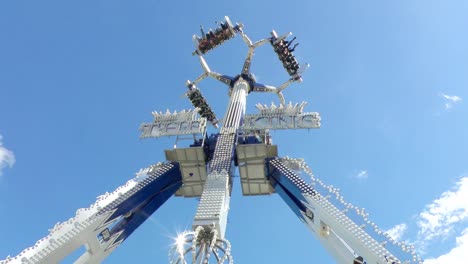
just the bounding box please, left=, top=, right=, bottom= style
left=99, top=162, right=182, bottom=226
left=266, top=158, right=316, bottom=222
left=270, top=177, right=306, bottom=221
left=108, top=181, right=182, bottom=243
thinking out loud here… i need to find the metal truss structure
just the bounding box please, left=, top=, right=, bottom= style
left=1, top=17, right=422, bottom=264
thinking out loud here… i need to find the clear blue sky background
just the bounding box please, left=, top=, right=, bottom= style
left=1, top=1, right=468, bottom=263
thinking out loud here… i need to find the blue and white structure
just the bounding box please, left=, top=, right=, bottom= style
left=1, top=17, right=422, bottom=264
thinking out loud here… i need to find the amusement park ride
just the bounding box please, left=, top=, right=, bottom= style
left=1, top=17, right=423, bottom=264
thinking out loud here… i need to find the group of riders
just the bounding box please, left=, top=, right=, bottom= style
left=194, top=21, right=243, bottom=55
left=194, top=18, right=301, bottom=79
left=187, top=87, right=218, bottom=126
left=271, top=36, right=301, bottom=77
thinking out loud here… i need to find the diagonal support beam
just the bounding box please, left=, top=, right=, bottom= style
left=1, top=162, right=182, bottom=264
left=266, top=157, right=401, bottom=264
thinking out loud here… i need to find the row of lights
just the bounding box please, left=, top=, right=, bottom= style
left=279, top=157, right=423, bottom=264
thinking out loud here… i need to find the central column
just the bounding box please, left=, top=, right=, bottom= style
left=192, top=78, right=249, bottom=238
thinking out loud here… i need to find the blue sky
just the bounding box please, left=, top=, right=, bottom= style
left=1, top=0, right=468, bottom=263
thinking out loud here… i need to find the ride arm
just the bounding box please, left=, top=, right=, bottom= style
left=1, top=162, right=183, bottom=264
left=191, top=55, right=233, bottom=88
left=266, top=157, right=400, bottom=264
left=251, top=78, right=299, bottom=106
left=238, top=30, right=270, bottom=75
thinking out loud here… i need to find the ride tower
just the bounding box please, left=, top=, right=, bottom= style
left=1, top=17, right=422, bottom=264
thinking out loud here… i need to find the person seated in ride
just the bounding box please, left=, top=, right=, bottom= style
left=189, top=92, right=196, bottom=100
left=198, top=39, right=209, bottom=51
left=276, top=39, right=285, bottom=50
left=214, top=27, right=223, bottom=37
left=213, top=31, right=222, bottom=43
left=192, top=92, right=203, bottom=103
left=285, top=54, right=295, bottom=63
left=290, top=64, right=299, bottom=73
left=289, top=43, right=299, bottom=53
left=284, top=37, right=296, bottom=48
left=205, top=30, right=213, bottom=42
left=206, top=112, right=215, bottom=121
left=220, top=22, right=228, bottom=30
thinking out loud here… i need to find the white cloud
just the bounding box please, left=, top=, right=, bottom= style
left=384, top=176, right=468, bottom=262
left=0, top=134, right=15, bottom=176
left=356, top=170, right=368, bottom=179
left=441, top=93, right=462, bottom=110
left=417, top=176, right=468, bottom=242
left=386, top=223, right=407, bottom=241
left=424, top=228, right=468, bottom=264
